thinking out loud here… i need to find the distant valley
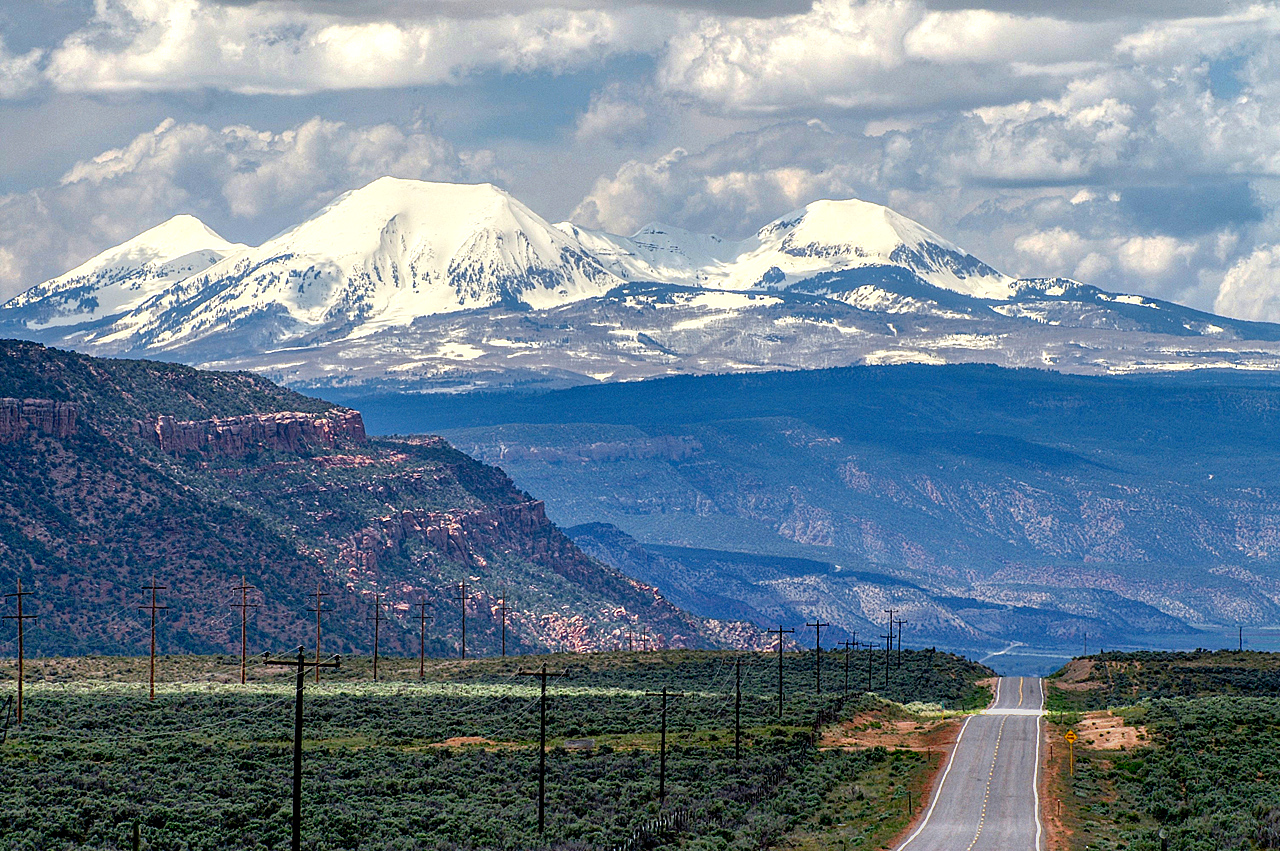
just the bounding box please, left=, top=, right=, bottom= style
left=336, top=364, right=1280, bottom=672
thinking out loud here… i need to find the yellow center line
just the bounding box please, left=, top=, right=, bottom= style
left=964, top=715, right=1008, bottom=851
left=1017, top=677, right=1024, bottom=708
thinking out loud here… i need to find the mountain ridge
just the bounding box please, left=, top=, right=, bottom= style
left=6, top=176, right=1280, bottom=388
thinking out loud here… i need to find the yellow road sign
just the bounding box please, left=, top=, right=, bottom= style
left=1065, top=729, right=1077, bottom=744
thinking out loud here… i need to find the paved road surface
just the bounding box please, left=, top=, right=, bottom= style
left=897, top=677, right=1044, bottom=851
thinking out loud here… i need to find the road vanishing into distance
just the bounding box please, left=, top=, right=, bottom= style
left=897, top=677, right=1044, bottom=851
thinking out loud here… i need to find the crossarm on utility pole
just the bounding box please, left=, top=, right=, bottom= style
left=263, top=647, right=341, bottom=851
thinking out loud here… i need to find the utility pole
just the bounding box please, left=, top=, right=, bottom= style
left=231, top=576, right=259, bottom=685
left=367, top=593, right=384, bottom=681
left=454, top=581, right=470, bottom=659
left=263, top=646, right=340, bottom=851
left=806, top=619, right=829, bottom=694
left=416, top=600, right=433, bottom=680
left=518, top=664, right=556, bottom=834
left=307, top=586, right=331, bottom=683
left=881, top=631, right=893, bottom=688
left=1239, top=625, right=1244, bottom=652
left=840, top=640, right=856, bottom=695
left=498, top=592, right=511, bottom=657
left=627, top=628, right=634, bottom=652
left=640, top=625, right=649, bottom=652
left=3, top=579, right=35, bottom=723
left=734, top=657, right=742, bottom=760
left=767, top=625, right=795, bottom=718
left=865, top=641, right=878, bottom=693
left=895, top=618, right=908, bottom=667
left=644, top=686, right=685, bottom=806
left=139, top=577, right=168, bottom=701
left=883, top=608, right=897, bottom=669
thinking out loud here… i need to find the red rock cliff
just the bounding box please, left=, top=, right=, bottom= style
left=137, top=409, right=367, bottom=456
left=0, top=398, right=78, bottom=442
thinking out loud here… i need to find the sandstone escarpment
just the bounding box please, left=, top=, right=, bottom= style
left=0, top=398, right=78, bottom=442
left=137, top=409, right=366, bottom=456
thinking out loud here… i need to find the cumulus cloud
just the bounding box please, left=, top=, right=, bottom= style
left=0, top=117, right=494, bottom=299
left=1215, top=245, right=1280, bottom=322
left=44, top=0, right=670, bottom=95
left=0, top=38, right=43, bottom=98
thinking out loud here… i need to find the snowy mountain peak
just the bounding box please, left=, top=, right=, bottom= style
left=2, top=214, right=244, bottom=330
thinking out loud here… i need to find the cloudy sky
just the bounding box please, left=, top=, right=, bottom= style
left=3, top=0, right=1280, bottom=319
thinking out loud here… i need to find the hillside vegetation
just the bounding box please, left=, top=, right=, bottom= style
left=0, top=340, right=721, bottom=656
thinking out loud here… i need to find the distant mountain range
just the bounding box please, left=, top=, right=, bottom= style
left=6, top=177, right=1280, bottom=391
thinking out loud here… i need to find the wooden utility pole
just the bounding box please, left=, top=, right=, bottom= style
left=518, top=664, right=556, bottom=834
left=895, top=618, right=908, bottom=667
left=454, top=581, right=470, bottom=659
left=640, top=625, right=649, bottom=652
left=367, top=594, right=385, bottom=681
left=767, top=625, right=795, bottom=718
left=806, top=619, right=829, bottom=694
left=231, top=576, right=259, bottom=685
left=881, top=631, right=893, bottom=688
left=416, top=600, right=433, bottom=680
left=627, top=628, right=634, bottom=652
left=3, top=579, right=35, bottom=723
left=866, top=641, right=878, bottom=692
left=498, top=592, right=511, bottom=657
left=263, top=647, right=340, bottom=851
left=645, top=686, right=685, bottom=806
left=1239, top=625, right=1244, bottom=652
left=734, top=657, right=742, bottom=760
left=139, top=578, right=168, bottom=701
left=307, top=586, right=331, bottom=683
left=840, top=639, right=856, bottom=695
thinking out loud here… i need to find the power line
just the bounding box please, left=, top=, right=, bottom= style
left=2, top=579, right=36, bottom=723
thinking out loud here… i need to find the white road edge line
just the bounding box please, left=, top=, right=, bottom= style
left=1034, top=677, right=1044, bottom=851
left=895, top=713, right=974, bottom=851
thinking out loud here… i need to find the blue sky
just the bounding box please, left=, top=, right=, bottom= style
left=2, top=0, right=1280, bottom=321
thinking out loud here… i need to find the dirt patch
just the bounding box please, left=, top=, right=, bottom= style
left=1074, top=711, right=1145, bottom=750
left=1053, top=659, right=1106, bottom=691
left=822, top=711, right=961, bottom=753
left=430, top=736, right=512, bottom=748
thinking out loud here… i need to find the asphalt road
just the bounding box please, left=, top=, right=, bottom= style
left=897, top=677, right=1044, bottom=851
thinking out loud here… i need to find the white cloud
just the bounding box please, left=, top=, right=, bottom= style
left=574, top=84, right=655, bottom=144
left=0, top=116, right=494, bottom=299
left=0, top=38, right=43, bottom=98
left=44, top=0, right=669, bottom=95
left=1215, top=244, right=1280, bottom=322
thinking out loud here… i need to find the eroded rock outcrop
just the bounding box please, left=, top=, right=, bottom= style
left=137, top=409, right=366, bottom=456
left=344, top=499, right=593, bottom=578
left=0, top=398, right=78, bottom=442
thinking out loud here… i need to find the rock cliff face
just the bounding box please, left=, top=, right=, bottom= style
left=137, top=409, right=366, bottom=456
left=345, top=500, right=591, bottom=577
left=0, top=397, right=78, bottom=441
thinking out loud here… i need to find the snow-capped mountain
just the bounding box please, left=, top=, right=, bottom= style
left=82, top=178, right=624, bottom=355
left=6, top=176, right=1280, bottom=390
left=560, top=198, right=1013, bottom=299
left=2, top=215, right=244, bottom=333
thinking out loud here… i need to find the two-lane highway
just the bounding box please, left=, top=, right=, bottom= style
left=897, top=677, right=1044, bottom=851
